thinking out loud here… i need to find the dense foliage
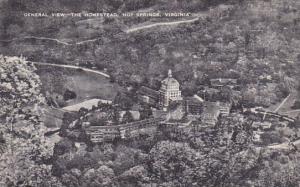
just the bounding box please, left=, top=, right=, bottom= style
left=51, top=116, right=300, bottom=186
left=0, top=0, right=300, bottom=186
left=0, top=56, right=61, bottom=186
left=1, top=0, right=299, bottom=102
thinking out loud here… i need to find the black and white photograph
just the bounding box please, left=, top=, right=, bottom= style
left=0, top=0, right=300, bottom=186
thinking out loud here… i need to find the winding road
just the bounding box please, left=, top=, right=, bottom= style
left=30, top=61, right=110, bottom=78
left=0, top=36, right=103, bottom=46
left=125, top=17, right=200, bottom=33
left=0, top=36, right=72, bottom=46
left=0, top=17, right=202, bottom=46
left=75, top=38, right=102, bottom=45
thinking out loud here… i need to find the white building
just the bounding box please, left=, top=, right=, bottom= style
left=159, top=69, right=182, bottom=110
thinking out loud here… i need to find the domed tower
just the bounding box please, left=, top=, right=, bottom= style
left=159, top=69, right=182, bottom=109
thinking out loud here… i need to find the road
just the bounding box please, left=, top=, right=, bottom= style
left=267, top=142, right=290, bottom=150
left=283, top=109, right=300, bottom=114
left=75, top=38, right=101, bottom=45
left=30, top=61, right=110, bottom=78
left=268, top=139, right=300, bottom=150
left=1, top=17, right=200, bottom=45
left=0, top=36, right=71, bottom=46
left=1, top=16, right=202, bottom=45
left=246, top=107, right=295, bottom=122
left=0, top=36, right=103, bottom=46
left=24, top=36, right=71, bottom=45
left=274, top=94, right=291, bottom=112
left=125, top=17, right=200, bottom=33
left=1, top=17, right=199, bottom=45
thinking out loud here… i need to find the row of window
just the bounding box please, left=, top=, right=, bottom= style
left=167, top=85, right=179, bottom=89
left=168, top=91, right=180, bottom=97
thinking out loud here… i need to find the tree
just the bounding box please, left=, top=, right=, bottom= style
left=81, top=166, right=115, bottom=187
left=140, top=104, right=152, bottom=120
left=0, top=56, right=61, bottom=186
left=149, top=141, right=198, bottom=185
left=6, top=23, right=22, bottom=37
left=63, top=89, right=77, bottom=101
left=122, top=111, right=134, bottom=123
left=220, top=86, right=233, bottom=102
left=119, top=165, right=150, bottom=186
left=114, top=92, right=135, bottom=110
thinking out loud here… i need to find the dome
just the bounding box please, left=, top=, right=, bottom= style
left=159, top=69, right=182, bottom=108
left=161, top=77, right=179, bottom=87
left=161, top=70, right=180, bottom=89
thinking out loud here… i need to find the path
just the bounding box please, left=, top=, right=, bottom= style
left=30, top=61, right=110, bottom=78
left=246, top=107, right=295, bottom=122
left=267, top=142, right=290, bottom=150
left=0, top=36, right=71, bottom=46
left=283, top=109, right=300, bottom=114
left=1, top=17, right=200, bottom=45
left=274, top=94, right=291, bottom=113
left=1, top=17, right=199, bottom=45
left=75, top=38, right=101, bottom=45
left=1, top=17, right=202, bottom=45
left=24, top=36, right=71, bottom=45
left=267, top=139, right=300, bottom=150
left=0, top=36, right=102, bottom=46
left=125, top=17, right=200, bottom=33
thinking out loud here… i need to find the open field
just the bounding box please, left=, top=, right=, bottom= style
left=36, top=65, right=123, bottom=106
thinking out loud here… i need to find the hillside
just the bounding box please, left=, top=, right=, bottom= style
left=1, top=0, right=300, bottom=186
left=0, top=56, right=62, bottom=186
left=0, top=0, right=299, bottom=91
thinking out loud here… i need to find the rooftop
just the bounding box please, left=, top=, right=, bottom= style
left=202, top=101, right=220, bottom=115
left=62, top=99, right=112, bottom=112
left=210, top=78, right=237, bottom=86
left=161, top=69, right=180, bottom=88
left=185, top=95, right=204, bottom=105
left=138, top=86, right=159, bottom=99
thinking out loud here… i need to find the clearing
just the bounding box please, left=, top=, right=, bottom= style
left=36, top=65, right=122, bottom=107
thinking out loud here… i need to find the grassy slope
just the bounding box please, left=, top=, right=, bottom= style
left=36, top=65, right=122, bottom=105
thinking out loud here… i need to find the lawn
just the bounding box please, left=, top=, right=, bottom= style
left=36, top=65, right=123, bottom=107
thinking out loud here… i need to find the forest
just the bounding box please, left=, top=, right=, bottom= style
left=0, top=0, right=300, bottom=186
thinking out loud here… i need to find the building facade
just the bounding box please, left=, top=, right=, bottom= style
left=137, top=86, right=160, bottom=107
left=184, top=96, right=203, bottom=115
left=159, top=69, right=182, bottom=109
left=201, top=101, right=221, bottom=126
